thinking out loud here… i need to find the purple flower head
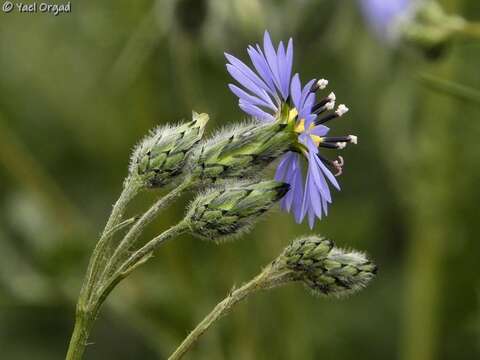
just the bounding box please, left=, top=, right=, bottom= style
left=226, top=31, right=357, bottom=228
left=225, top=31, right=293, bottom=122
left=359, top=0, right=416, bottom=42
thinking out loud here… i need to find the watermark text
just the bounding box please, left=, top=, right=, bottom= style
left=2, top=1, right=71, bottom=16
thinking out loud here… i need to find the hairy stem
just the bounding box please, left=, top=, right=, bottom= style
left=68, top=177, right=141, bottom=360
left=80, top=176, right=142, bottom=305
left=100, top=176, right=193, bottom=282
left=94, top=222, right=189, bottom=313
left=104, top=216, right=138, bottom=239
left=67, top=223, right=188, bottom=360
left=65, top=309, right=95, bottom=360
left=168, top=270, right=271, bottom=360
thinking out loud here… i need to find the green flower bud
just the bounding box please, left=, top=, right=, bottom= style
left=185, top=180, right=290, bottom=242
left=188, top=120, right=296, bottom=184
left=400, top=1, right=466, bottom=58
left=130, top=112, right=209, bottom=188
left=274, top=236, right=377, bottom=298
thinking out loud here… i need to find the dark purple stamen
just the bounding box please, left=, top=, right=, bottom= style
left=312, top=97, right=332, bottom=114
left=319, top=142, right=342, bottom=149
left=314, top=112, right=339, bottom=125
left=322, top=136, right=354, bottom=143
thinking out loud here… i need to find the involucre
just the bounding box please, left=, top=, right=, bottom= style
left=130, top=112, right=209, bottom=188
left=188, top=120, right=296, bottom=184
left=273, top=236, right=377, bottom=297
left=186, top=180, right=290, bottom=242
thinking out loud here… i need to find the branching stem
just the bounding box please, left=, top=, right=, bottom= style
left=99, top=176, right=193, bottom=283
left=95, top=221, right=189, bottom=310
left=79, top=176, right=142, bottom=306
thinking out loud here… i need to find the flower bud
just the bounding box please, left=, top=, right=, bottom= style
left=274, top=236, right=377, bottom=298
left=130, top=112, right=209, bottom=188
left=188, top=120, right=296, bottom=184
left=399, top=2, right=465, bottom=58
left=185, top=180, right=290, bottom=242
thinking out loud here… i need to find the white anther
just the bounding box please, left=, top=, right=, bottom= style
left=328, top=92, right=336, bottom=101
left=348, top=135, right=358, bottom=144
left=317, top=79, right=329, bottom=90
left=325, top=100, right=335, bottom=111
left=336, top=104, right=349, bottom=116
left=337, top=142, right=347, bottom=149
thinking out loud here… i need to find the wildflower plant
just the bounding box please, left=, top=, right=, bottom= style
left=65, top=31, right=376, bottom=360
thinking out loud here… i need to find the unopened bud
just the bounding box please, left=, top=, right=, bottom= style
left=398, top=2, right=466, bottom=58
left=189, top=121, right=296, bottom=184
left=130, top=112, right=209, bottom=188
left=273, top=236, right=377, bottom=298
left=186, top=180, right=290, bottom=242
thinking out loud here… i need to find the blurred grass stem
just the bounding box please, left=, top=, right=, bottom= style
left=419, top=73, right=480, bottom=105
left=457, top=21, right=480, bottom=39
left=0, top=113, right=90, bottom=235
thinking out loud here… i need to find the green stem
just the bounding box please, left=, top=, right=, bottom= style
left=100, top=176, right=193, bottom=282
left=68, top=177, right=141, bottom=360
left=104, top=216, right=138, bottom=239
left=94, top=222, right=189, bottom=313
left=79, top=177, right=142, bottom=303
left=65, top=310, right=95, bottom=360
left=66, top=222, right=188, bottom=360
left=168, top=270, right=270, bottom=360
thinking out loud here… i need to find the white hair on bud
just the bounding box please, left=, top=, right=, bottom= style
left=348, top=135, right=358, bottom=144
left=201, top=119, right=259, bottom=148
left=328, top=248, right=368, bottom=264
left=322, top=247, right=376, bottom=298
left=328, top=92, right=336, bottom=101
left=336, top=104, right=349, bottom=116
left=129, top=122, right=176, bottom=174
left=317, top=79, right=329, bottom=90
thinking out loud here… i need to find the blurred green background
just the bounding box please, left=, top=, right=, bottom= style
left=1, top=0, right=479, bottom=359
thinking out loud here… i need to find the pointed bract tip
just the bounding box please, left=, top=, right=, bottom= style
left=192, top=111, right=210, bottom=127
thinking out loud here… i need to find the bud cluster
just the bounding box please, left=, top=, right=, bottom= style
left=272, top=236, right=377, bottom=298
left=185, top=180, right=290, bottom=242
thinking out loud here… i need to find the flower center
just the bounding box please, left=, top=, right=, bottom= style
left=289, top=108, right=322, bottom=147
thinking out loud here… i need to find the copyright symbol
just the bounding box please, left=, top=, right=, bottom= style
left=2, top=1, right=14, bottom=13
